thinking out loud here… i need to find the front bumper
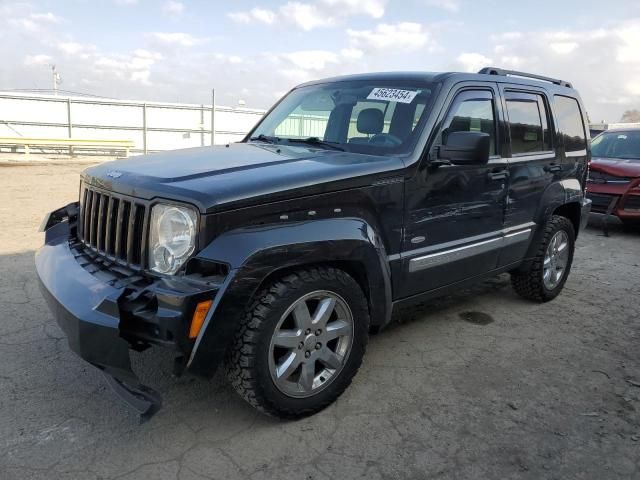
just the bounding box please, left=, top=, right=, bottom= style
left=587, top=180, right=640, bottom=220
left=36, top=205, right=221, bottom=420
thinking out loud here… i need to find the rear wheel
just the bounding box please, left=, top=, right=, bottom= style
left=226, top=267, right=369, bottom=418
left=511, top=215, right=575, bottom=302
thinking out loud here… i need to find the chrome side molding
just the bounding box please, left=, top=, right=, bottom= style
left=408, top=225, right=533, bottom=273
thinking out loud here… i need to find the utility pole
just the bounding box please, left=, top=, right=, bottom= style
left=51, top=65, right=61, bottom=95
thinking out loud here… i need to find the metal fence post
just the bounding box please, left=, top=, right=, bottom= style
left=200, top=105, right=205, bottom=147
left=142, top=103, right=148, bottom=154
left=211, top=89, right=216, bottom=146
left=67, top=98, right=73, bottom=156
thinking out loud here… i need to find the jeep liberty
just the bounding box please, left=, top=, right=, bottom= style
left=36, top=67, right=592, bottom=420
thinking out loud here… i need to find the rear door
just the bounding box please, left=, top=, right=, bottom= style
left=497, top=86, right=558, bottom=266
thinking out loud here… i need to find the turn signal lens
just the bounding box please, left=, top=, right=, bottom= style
left=189, top=300, right=213, bottom=339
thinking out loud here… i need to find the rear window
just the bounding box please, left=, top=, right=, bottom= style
left=554, top=95, right=587, bottom=152
left=505, top=91, right=552, bottom=155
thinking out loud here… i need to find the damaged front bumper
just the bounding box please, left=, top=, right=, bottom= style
left=35, top=204, right=222, bottom=421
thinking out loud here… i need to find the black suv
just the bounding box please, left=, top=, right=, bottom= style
left=36, top=67, right=592, bottom=420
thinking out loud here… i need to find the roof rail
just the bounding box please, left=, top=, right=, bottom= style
left=477, top=67, right=573, bottom=88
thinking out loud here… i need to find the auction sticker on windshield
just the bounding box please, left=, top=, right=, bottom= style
left=367, top=88, right=418, bottom=104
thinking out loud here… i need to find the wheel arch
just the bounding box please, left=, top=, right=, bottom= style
left=552, top=202, right=581, bottom=238
left=186, top=217, right=393, bottom=377
left=252, top=259, right=374, bottom=323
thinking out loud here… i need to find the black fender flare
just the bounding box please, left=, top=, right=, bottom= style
left=536, top=179, right=583, bottom=224
left=186, top=217, right=392, bottom=377
left=519, top=178, right=584, bottom=269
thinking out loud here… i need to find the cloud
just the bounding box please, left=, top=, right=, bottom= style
left=424, top=0, right=460, bottom=12
left=114, top=0, right=138, bottom=5
left=24, top=54, right=53, bottom=66
left=228, top=7, right=277, bottom=25
left=470, top=20, right=640, bottom=121
left=162, top=1, right=185, bottom=16
left=280, top=2, right=332, bottom=30
left=30, top=12, right=63, bottom=23
left=5, top=6, right=65, bottom=35
left=229, top=0, right=387, bottom=30
left=322, top=0, right=385, bottom=18
left=455, top=52, right=493, bottom=72
left=148, top=32, right=207, bottom=47
left=58, top=42, right=87, bottom=55
left=347, top=22, right=429, bottom=51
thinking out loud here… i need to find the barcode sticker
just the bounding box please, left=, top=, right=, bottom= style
left=367, top=88, right=418, bottom=104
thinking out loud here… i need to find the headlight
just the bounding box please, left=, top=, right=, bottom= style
left=149, top=204, right=198, bottom=275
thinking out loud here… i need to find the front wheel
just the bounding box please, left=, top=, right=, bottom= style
left=511, top=215, right=576, bottom=302
left=226, top=267, right=369, bottom=418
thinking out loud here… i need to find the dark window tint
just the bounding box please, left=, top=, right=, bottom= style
left=506, top=92, right=552, bottom=155
left=439, top=90, right=497, bottom=154
left=554, top=95, right=587, bottom=152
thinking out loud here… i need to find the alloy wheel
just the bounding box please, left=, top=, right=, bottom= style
left=268, top=290, right=354, bottom=398
left=543, top=230, right=570, bottom=290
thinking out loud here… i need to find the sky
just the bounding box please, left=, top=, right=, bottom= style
left=1, top=0, right=639, bottom=122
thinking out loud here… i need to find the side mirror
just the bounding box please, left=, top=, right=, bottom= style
left=439, top=131, right=490, bottom=165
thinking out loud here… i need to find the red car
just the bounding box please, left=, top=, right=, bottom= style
left=587, top=129, right=640, bottom=228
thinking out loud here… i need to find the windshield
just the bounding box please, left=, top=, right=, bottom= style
left=591, top=130, right=640, bottom=160
left=247, top=80, right=436, bottom=156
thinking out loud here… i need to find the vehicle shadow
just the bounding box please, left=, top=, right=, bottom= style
left=2, top=247, right=515, bottom=433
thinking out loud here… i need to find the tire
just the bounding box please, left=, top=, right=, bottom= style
left=511, top=215, right=575, bottom=302
left=226, top=267, right=369, bottom=418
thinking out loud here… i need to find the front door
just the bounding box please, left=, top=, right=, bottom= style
left=398, top=85, right=508, bottom=298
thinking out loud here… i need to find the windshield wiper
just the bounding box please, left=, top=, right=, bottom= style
left=249, top=134, right=280, bottom=144
left=286, top=137, right=345, bottom=151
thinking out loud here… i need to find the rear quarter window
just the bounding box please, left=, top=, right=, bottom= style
left=554, top=95, right=587, bottom=152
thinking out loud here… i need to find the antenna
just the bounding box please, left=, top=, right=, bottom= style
left=50, top=65, right=62, bottom=95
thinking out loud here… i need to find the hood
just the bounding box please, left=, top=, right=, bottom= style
left=590, top=157, right=640, bottom=178
left=82, top=143, right=405, bottom=213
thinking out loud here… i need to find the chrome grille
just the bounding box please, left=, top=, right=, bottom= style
left=78, top=186, right=147, bottom=268
left=587, top=170, right=632, bottom=184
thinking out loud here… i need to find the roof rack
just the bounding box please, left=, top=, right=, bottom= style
left=477, top=67, right=573, bottom=88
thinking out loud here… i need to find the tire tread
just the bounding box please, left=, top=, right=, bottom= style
left=511, top=215, right=575, bottom=302
left=225, top=267, right=368, bottom=418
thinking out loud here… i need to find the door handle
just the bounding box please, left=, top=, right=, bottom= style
left=488, top=169, right=509, bottom=181
left=544, top=163, right=562, bottom=173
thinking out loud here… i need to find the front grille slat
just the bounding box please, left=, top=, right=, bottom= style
left=96, top=194, right=106, bottom=252
left=104, top=197, right=114, bottom=255
left=115, top=200, right=125, bottom=259
left=126, top=204, right=137, bottom=265
left=89, top=192, right=99, bottom=247
left=78, top=186, right=147, bottom=269
left=80, top=189, right=91, bottom=242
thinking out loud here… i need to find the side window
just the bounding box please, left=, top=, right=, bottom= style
left=554, top=95, right=587, bottom=152
left=505, top=91, right=552, bottom=155
left=438, top=90, right=497, bottom=154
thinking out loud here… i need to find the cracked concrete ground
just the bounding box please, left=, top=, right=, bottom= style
left=1, top=163, right=639, bottom=479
